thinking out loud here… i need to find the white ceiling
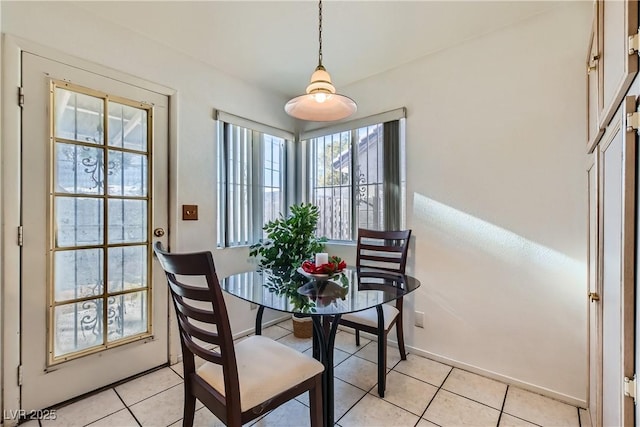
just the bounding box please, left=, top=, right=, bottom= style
left=73, top=1, right=563, bottom=98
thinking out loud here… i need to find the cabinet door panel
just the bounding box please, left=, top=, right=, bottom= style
left=587, top=153, right=600, bottom=426
left=598, top=96, right=636, bottom=427
left=598, top=0, right=638, bottom=129
left=587, top=8, right=603, bottom=153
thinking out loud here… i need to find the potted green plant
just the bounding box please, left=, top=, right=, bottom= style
left=249, top=202, right=327, bottom=274
left=249, top=202, right=327, bottom=338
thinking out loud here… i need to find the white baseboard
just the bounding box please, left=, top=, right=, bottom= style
left=405, top=345, right=587, bottom=409
left=336, top=327, right=586, bottom=409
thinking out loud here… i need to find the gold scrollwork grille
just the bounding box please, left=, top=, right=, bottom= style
left=48, top=80, right=153, bottom=364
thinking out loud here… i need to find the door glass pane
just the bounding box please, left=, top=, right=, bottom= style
left=108, top=102, right=147, bottom=151
left=54, top=87, right=104, bottom=144
left=55, top=143, right=106, bottom=195
left=108, top=199, right=147, bottom=244
left=49, top=81, right=152, bottom=363
left=107, top=150, right=148, bottom=197
left=54, top=299, right=104, bottom=357
left=54, top=249, right=103, bottom=302
left=55, top=197, right=104, bottom=247
left=107, top=291, right=147, bottom=341
left=107, top=245, right=147, bottom=292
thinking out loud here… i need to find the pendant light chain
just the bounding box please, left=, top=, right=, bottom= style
left=284, top=0, right=356, bottom=121
left=318, top=0, right=323, bottom=67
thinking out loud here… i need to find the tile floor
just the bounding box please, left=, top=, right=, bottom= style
left=23, top=319, right=588, bottom=427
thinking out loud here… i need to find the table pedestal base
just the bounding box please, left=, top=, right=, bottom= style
left=312, top=315, right=341, bottom=427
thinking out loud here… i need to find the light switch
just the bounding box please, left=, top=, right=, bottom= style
left=182, top=204, right=198, bottom=221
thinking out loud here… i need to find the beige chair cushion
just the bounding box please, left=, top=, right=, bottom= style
left=341, top=304, right=399, bottom=330
left=196, top=335, right=324, bottom=411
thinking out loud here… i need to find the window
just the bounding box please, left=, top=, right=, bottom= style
left=216, top=112, right=292, bottom=247
left=304, top=110, right=406, bottom=241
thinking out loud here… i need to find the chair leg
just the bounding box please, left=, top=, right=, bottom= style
left=377, top=331, right=387, bottom=398
left=355, top=329, right=360, bottom=346
left=309, top=375, right=323, bottom=427
left=182, top=387, right=196, bottom=427
left=396, top=315, right=407, bottom=360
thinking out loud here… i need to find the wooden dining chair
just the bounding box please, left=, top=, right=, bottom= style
left=339, top=228, right=412, bottom=397
left=153, top=242, right=324, bottom=427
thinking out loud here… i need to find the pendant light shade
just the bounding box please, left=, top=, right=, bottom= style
left=285, top=0, right=357, bottom=122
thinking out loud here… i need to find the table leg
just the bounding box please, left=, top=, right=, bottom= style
left=312, top=315, right=341, bottom=426
left=255, top=306, right=265, bottom=335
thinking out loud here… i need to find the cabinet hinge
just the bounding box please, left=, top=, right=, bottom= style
left=587, top=54, right=599, bottom=75
left=626, top=111, right=640, bottom=132
left=18, top=86, right=24, bottom=107
left=17, top=365, right=23, bottom=386
left=17, top=225, right=23, bottom=247
left=624, top=375, right=636, bottom=402
left=629, top=28, right=640, bottom=55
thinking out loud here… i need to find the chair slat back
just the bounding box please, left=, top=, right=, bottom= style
left=356, top=228, right=412, bottom=273
left=153, top=243, right=237, bottom=372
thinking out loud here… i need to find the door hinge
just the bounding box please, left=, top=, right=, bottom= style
left=18, top=86, right=24, bottom=108
left=624, top=375, right=636, bottom=402
left=17, top=225, right=23, bottom=247
left=626, top=111, right=640, bottom=132
left=629, top=28, right=640, bottom=55
left=17, top=365, right=23, bottom=386
left=587, top=54, right=599, bottom=75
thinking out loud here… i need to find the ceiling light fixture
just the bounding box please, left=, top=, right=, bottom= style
left=285, top=0, right=357, bottom=122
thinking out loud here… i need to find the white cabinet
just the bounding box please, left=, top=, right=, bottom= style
left=587, top=0, right=638, bottom=153
left=586, top=2, right=639, bottom=426
left=597, top=0, right=638, bottom=129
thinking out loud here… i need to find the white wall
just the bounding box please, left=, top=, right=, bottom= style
left=335, top=3, right=591, bottom=403
left=2, top=0, right=591, bottom=405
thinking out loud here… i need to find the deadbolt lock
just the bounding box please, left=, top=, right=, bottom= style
left=589, top=292, right=600, bottom=302
left=153, top=228, right=165, bottom=237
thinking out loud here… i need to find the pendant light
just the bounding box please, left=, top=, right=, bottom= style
left=285, top=0, right=357, bottom=122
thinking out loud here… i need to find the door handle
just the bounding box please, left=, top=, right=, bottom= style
left=153, top=228, right=165, bottom=237
left=589, top=292, right=600, bottom=302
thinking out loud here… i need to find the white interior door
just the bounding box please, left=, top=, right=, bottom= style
left=20, top=52, right=169, bottom=410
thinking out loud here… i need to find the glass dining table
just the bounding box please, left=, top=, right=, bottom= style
left=220, top=267, right=421, bottom=426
